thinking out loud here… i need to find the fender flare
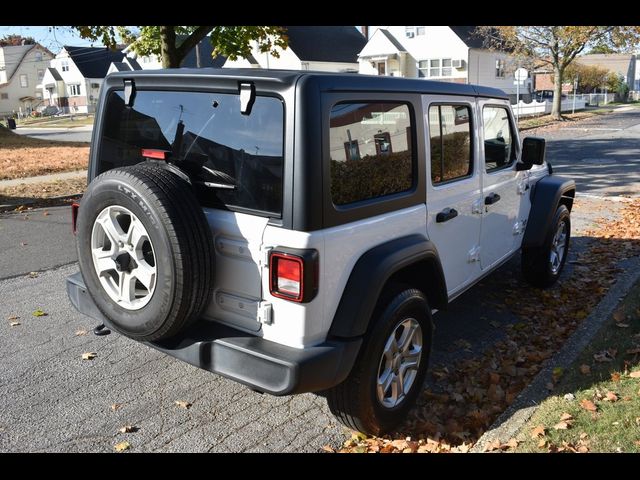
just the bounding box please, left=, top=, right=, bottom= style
left=523, top=175, right=576, bottom=249
left=328, top=235, right=447, bottom=338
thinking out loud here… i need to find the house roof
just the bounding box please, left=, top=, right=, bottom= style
left=380, top=29, right=407, bottom=52
left=109, top=62, right=132, bottom=72
left=178, top=38, right=226, bottom=68
left=47, top=67, right=63, bottom=81
left=64, top=46, right=125, bottom=78
left=283, top=26, right=366, bottom=63
left=1, top=45, right=35, bottom=80
left=449, top=26, right=485, bottom=49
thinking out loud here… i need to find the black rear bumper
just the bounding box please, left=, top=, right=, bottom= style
left=66, top=272, right=361, bottom=395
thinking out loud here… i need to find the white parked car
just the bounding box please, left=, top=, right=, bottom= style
left=67, top=69, right=576, bottom=435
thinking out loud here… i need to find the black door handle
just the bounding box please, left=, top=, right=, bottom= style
left=485, top=193, right=501, bottom=205
left=436, top=207, right=458, bottom=223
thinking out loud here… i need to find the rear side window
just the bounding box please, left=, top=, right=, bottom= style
left=329, top=102, right=414, bottom=205
left=429, top=105, right=472, bottom=184
left=483, top=106, right=516, bottom=171
left=98, top=90, right=284, bottom=216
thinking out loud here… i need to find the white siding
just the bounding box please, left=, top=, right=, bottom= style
left=468, top=49, right=533, bottom=95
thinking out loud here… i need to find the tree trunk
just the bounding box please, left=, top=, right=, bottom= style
left=160, top=26, right=180, bottom=68
left=551, top=65, right=564, bottom=120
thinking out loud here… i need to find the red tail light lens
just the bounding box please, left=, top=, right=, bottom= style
left=71, top=202, right=80, bottom=235
left=269, top=249, right=318, bottom=303
left=141, top=149, right=168, bottom=160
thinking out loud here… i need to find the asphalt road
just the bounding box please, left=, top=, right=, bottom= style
left=0, top=108, right=638, bottom=452
left=13, top=126, right=93, bottom=143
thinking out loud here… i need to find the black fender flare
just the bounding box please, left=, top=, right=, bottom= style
left=522, top=175, right=576, bottom=249
left=328, top=235, right=447, bottom=338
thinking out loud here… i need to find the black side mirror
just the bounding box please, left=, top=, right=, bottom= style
left=517, top=137, right=546, bottom=171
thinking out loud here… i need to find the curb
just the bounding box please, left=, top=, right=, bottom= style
left=0, top=193, right=83, bottom=211
left=471, top=253, right=640, bottom=452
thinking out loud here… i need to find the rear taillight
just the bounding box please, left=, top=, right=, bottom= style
left=269, top=248, right=318, bottom=303
left=141, top=149, right=168, bottom=160
left=71, top=202, right=80, bottom=235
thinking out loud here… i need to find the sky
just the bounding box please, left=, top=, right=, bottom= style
left=0, top=26, right=104, bottom=52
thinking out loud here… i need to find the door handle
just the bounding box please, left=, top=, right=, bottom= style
left=436, top=207, right=458, bottom=223
left=485, top=193, right=501, bottom=205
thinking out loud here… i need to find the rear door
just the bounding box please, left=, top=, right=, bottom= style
left=478, top=101, right=526, bottom=270
left=424, top=96, right=483, bottom=297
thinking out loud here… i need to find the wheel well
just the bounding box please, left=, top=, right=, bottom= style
left=384, top=260, right=447, bottom=311
left=559, top=188, right=575, bottom=212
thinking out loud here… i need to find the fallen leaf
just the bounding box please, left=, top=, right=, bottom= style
left=455, top=443, right=471, bottom=453
left=10, top=321, right=21, bottom=327
left=560, top=413, right=574, bottom=422
left=7, top=315, right=19, bottom=321
left=611, top=372, right=621, bottom=382
left=629, top=371, right=640, bottom=378
left=613, top=310, right=625, bottom=322
left=484, top=439, right=501, bottom=452
left=175, top=400, right=192, bottom=409
left=43, top=211, right=50, bottom=216
left=579, top=432, right=588, bottom=440
left=74, top=329, right=88, bottom=336
left=616, top=323, right=630, bottom=328
left=353, top=446, right=367, bottom=453
left=553, top=421, right=570, bottom=430
left=391, top=439, right=409, bottom=450
left=580, top=399, right=598, bottom=412
left=531, top=426, right=546, bottom=438
left=110, top=403, right=122, bottom=411
left=605, top=391, right=618, bottom=402
left=321, top=445, right=335, bottom=453
left=118, top=425, right=139, bottom=434
left=580, top=364, right=591, bottom=375
left=564, top=393, right=575, bottom=401
left=32, top=309, right=47, bottom=317
left=537, top=439, right=547, bottom=448
left=489, top=372, right=500, bottom=384
left=626, top=348, right=640, bottom=355
left=114, top=441, right=131, bottom=452
left=20, top=242, right=27, bottom=246
left=28, top=272, right=39, bottom=278
left=594, top=350, right=615, bottom=362
left=81, top=352, right=97, bottom=360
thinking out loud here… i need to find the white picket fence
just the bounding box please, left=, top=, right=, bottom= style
left=512, top=98, right=587, bottom=118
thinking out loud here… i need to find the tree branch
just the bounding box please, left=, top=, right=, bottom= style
left=176, top=26, right=215, bottom=59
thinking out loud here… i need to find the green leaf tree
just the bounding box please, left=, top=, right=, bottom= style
left=475, top=26, right=640, bottom=120
left=71, top=26, right=288, bottom=68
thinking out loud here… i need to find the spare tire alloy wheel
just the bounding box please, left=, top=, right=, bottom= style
left=91, top=205, right=157, bottom=310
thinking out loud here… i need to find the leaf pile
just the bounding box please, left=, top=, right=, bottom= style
left=340, top=199, right=640, bottom=453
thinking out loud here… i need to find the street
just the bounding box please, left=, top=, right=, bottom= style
left=0, top=107, right=638, bottom=452
left=13, top=126, right=93, bottom=143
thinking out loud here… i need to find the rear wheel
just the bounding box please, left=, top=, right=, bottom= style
left=522, top=204, right=570, bottom=288
left=325, top=287, right=432, bottom=435
left=76, top=162, right=214, bottom=342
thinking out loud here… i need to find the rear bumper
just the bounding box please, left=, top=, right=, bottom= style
left=66, top=272, right=361, bottom=395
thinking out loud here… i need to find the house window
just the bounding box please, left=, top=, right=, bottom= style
left=442, top=59, right=452, bottom=77
left=418, top=60, right=429, bottom=77
left=416, top=27, right=425, bottom=36
left=68, top=84, right=81, bottom=96
left=429, top=104, right=473, bottom=184
left=35, top=52, right=43, bottom=62
left=329, top=102, right=414, bottom=205
left=377, top=62, right=386, bottom=75
left=61, top=60, right=69, bottom=72
left=405, top=26, right=415, bottom=38
left=429, top=59, right=440, bottom=77
left=1, top=93, right=8, bottom=100
left=20, top=74, right=28, bottom=88
left=37, top=69, right=44, bottom=81
left=496, top=59, right=505, bottom=78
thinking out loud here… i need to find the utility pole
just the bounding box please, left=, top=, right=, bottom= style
left=572, top=76, right=578, bottom=114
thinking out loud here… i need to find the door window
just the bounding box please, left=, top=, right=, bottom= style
left=483, top=106, right=516, bottom=172
left=429, top=105, right=473, bottom=184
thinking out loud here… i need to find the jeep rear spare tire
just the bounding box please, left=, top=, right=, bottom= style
left=76, top=162, right=214, bottom=342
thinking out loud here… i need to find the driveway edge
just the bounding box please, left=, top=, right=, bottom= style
left=471, top=253, right=640, bottom=452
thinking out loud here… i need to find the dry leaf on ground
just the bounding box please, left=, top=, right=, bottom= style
left=580, top=364, right=591, bottom=375
left=81, top=352, right=97, bottom=360
left=554, top=421, right=570, bottom=430
left=10, top=321, right=20, bottom=327
left=321, top=445, right=335, bottom=453
left=118, top=425, right=139, bottom=434
left=114, top=441, right=131, bottom=452
left=110, top=403, right=122, bottom=411
left=74, top=329, right=88, bottom=336
left=560, top=413, right=574, bottom=422
left=605, top=391, right=618, bottom=402
left=32, top=309, right=47, bottom=317
left=629, top=371, right=640, bottom=378
left=531, top=426, right=546, bottom=438
left=611, top=372, right=622, bottom=382
left=175, top=400, right=192, bottom=409
left=580, top=399, right=598, bottom=412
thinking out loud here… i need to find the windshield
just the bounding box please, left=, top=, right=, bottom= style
left=97, top=90, right=285, bottom=216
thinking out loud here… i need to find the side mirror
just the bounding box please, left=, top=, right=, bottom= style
left=517, top=137, right=546, bottom=171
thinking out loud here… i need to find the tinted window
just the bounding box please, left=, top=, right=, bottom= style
left=329, top=102, right=414, bottom=205
left=483, top=106, right=516, bottom=172
left=429, top=105, right=472, bottom=184
left=98, top=90, right=284, bottom=215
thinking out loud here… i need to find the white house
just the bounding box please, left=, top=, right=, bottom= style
left=41, top=46, right=125, bottom=114
left=224, top=26, right=366, bottom=72
left=120, top=37, right=226, bottom=71
left=0, top=44, right=54, bottom=117
left=358, top=26, right=533, bottom=100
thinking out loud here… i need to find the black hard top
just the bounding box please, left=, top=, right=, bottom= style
left=106, top=68, right=509, bottom=100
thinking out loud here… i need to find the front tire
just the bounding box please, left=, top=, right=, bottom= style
left=325, top=287, right=432, bottom=435
left=522, top=204, right=570, bottom=288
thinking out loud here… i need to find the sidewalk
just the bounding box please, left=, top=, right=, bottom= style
left=0, top=170, right=87, bottom=189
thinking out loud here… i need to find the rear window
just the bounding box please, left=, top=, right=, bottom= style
left=98, top=90, right=284, bottom=216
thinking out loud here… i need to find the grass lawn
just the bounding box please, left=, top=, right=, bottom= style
left=0, top=125, right=89, bottom=180
left=17, top=115, right=94, bottom=128
left=518, top=108, right=615, bottom=131
left=512, top=279, right=640, bottom=453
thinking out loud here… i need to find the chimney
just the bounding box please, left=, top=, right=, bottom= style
left=361, top=26, right=369, bottom=40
